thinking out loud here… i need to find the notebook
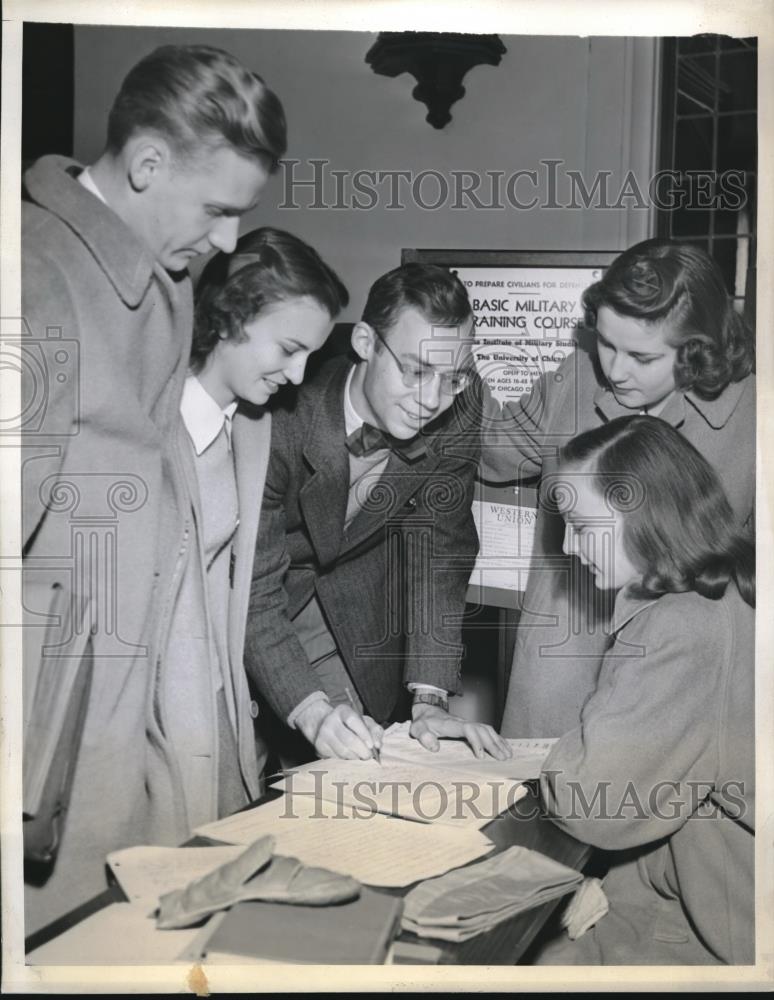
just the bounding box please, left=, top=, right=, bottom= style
left=202, top=888, right=404, bottom=965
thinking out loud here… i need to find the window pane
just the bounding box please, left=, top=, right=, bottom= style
left=715, top=180, right=755, bottom=236
left=679, top=236, right=711, bottom=256
left=677, top=91, right=713, bottom=115
left=714, top=207, right=744, bottom=236
left=677, top=56, right=717, bottom=113
left=717, top=50, right=757, bottom=110
left=672, top=206, right=711, bottom=237
left=659, top=37, right=757, bottom=318
left=717, top=113, right=756, bottom=173
left=675, top=117, right=715, bottom=171
left=712, top=237, right=749, bottom=296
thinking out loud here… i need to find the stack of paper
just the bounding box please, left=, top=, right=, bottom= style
left=401, top=845, right=584, bottom=942
left=264, top=728, right=559, bottom=831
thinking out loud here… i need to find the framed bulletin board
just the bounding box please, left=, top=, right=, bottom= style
left=402, top=249, right=619, bottom=610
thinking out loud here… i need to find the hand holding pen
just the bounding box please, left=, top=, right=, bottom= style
left=297, top=689, right=384, bottom=761
left=344, top=686, right=382, bottom=765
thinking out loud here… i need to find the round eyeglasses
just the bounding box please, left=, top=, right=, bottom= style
left=373, top=329, right=473, bottom=396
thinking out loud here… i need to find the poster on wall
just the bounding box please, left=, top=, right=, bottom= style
left=403, top=250, right=617, bottom=609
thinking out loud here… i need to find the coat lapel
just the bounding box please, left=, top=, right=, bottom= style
left=229, top=406, right=272, bottom=666
left=341, top=446, right=441, bottom=552
left=299, top=364, right=351, bottom=569
left=229, top=405, right=271, bottom=799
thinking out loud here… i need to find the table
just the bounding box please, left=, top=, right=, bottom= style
left=24, top=783, right=591, bottom=965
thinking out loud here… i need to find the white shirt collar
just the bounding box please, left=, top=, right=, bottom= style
left=181, top=375, right=238, bottom=455
left=77, top=166, right=108, bottom=205
left=344, top=364, right=364, bottom=436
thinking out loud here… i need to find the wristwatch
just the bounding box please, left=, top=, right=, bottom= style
left=412, top=691, right=449, bottom=712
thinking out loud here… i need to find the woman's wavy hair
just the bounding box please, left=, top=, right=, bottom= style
left=192, top=227, right=348, bottom=372
left=582, top=239, right=754, bottom=399
left=558, top=416, right=755, bottom=607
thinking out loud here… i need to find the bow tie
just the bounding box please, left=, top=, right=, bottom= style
left=345, top=422, right=427, bottom=462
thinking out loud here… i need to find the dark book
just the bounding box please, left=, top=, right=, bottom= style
left=202, top=888, right=404, bottom=965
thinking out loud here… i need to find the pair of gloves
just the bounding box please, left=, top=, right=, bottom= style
left=155, top=832, right=608, bottom=941
left=156, top=834, right=360, bottom=930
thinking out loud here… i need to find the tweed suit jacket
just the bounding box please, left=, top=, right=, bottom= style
left=244, top=355, right=482, bottom=723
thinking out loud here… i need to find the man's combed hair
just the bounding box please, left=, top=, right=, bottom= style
left=559, top=415, right=755, bottom=607
left=362, top=263, right=472, bottom=340
left=106, top=44, right=287, bottom=172
left=582, top=238, right=754, bottom=399
left=192, top=227, right=348, bottom=372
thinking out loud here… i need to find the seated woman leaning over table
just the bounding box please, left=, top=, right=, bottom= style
left=535, top=415, right=754, bottom=965
left=161, top=227, right=348, bottom=838
left=481, top=238, right=755, bottom=740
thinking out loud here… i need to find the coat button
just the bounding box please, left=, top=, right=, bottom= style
left=249, top=700, right=260, bottom=719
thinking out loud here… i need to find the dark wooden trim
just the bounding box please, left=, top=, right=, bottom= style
left=402, top=249, right=619, bottom=269
left=22, top=22, right=75, bottom=165
left=656, top=38, right=678, bottom=238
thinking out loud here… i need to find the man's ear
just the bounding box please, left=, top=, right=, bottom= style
left=126, top=136, right=171, bottom=193
left=350, top=321, right=377, bottom=363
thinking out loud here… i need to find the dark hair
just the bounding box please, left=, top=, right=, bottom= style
left=558, top=415, right=755, bottom=607
left=192, top=227, right=348, bottom=372
left=362, top=263, right=472, bottom=343
left=106, top=45, right=287, bottom=173
left=582, top=239, right=754, bottom=399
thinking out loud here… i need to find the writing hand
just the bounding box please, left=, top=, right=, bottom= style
left=409, top=703, right=512, bottom=760
left=296, top=700, right=383, bottom=760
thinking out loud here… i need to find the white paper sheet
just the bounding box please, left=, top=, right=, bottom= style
left=273, top=758, right=526, bottom=827
left=195, top=794, right=495, bottom=887
left=470, top=499, right=537, bottom=591
left=106, top=844, right=243, bottom=906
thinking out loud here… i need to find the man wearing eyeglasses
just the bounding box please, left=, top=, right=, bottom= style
left=244, top=263, right=511, bottom=763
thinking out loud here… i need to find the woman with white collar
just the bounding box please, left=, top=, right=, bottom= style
left=164, top=227, right=348, bottom=834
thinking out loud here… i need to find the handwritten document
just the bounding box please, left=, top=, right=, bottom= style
left=107, top=845, right=243, bottom=907
left=195, top=793, right=368, bottom=844
left=272, top=758, right=526, bottom=827
left=196, top=794, right=495, bottom=887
